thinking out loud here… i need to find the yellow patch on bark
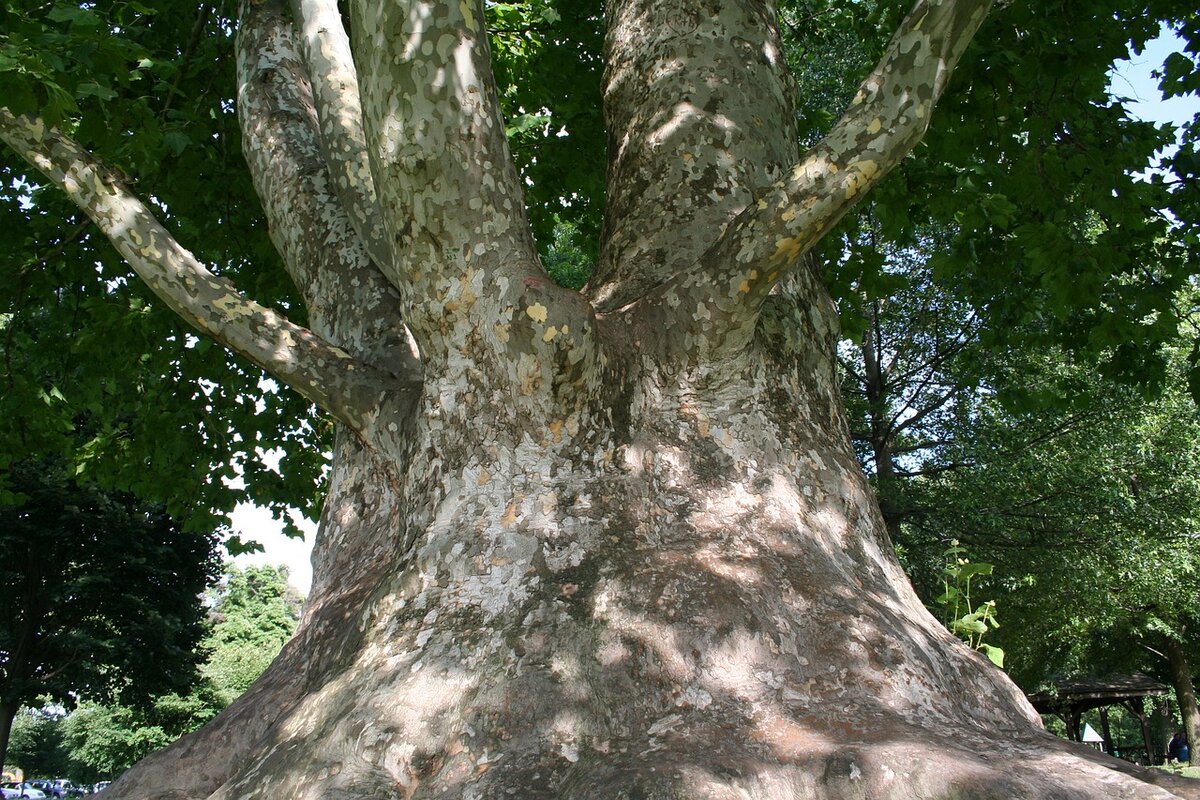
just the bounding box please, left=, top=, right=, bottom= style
left=542, top=326, right=559, bottom=342
left=526, top=303, right=548, bottom=324
left=460, top=0, right=477, bottom=31
left=548, top=419, right=564, bottom=442
left=213, top=294, right=254, bottom=320
left=476, top=469, right=491, bottom=486
left=500, top=502, right=519, bottom=527
left=770, top=237, right=803, bottom=265
left=494, top=323, right=510, bottom=343
left=868, top=118, right=883, bottom=135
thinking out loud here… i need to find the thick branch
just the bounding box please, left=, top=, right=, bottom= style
left=347, top=0, right=543, bottom=355
left=747, top=0, right=994, bottom=276
left=288, top=0, right=391, bottom=270
left=237, top=0, right=420, bottom=380
left=653, top=0, right=994, bottom=356
left=0, top=108, right=396, bottom=434
left=591, top=0, right=799, bottom=311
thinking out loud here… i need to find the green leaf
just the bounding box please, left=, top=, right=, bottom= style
left=979, top=644, right=1005, bottom=669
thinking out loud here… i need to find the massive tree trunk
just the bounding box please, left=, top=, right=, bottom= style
left=4, top=0, right=1200, bottom=797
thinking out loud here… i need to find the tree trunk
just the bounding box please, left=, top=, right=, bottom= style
left=860, top=299, right=903, bottom=537
left=0, top=701, right=16, bottom=777
left=9, top=0, right=1200, bottom=797
left=1166, top=636, right=1200, bottom=767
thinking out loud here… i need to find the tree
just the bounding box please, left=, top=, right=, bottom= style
left=202, top=565, right=302, bottom=706
left=60, top=564, right=301, bottom=782
left=6, top=707, right=69, bottom=780
left=891, top=344, right=1200, bottom=764
left=0, top=462, right=219, bottom=772
left=3, top=1, right=1200, bottom=798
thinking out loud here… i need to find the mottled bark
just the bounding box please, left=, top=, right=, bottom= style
left=1166, top=636, right=1200, bottom=766
left=0, top=108, right=413, bottom=439
left=289, top=0, right=391, bottom=270
left=7, top=0, right=1200, bottom=797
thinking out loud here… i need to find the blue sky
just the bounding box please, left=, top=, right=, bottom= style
left=1111, top=25, right=1197, bottom=148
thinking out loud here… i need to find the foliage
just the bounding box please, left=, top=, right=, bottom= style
left=6, top=707, right=68, bottom=779
left=54, top=564, right=300, bottom=781
left=202, top=565, right=302, bottom=705
left=540, top=217, right=592, bottom=290
left=0, top=0, right=328, bottom=543
left=895, top=345, right=1200, bottom=690
left=791, top=1, right=1200, bottom=395
left=486, top=0, right=605, bottom=267
left=0, top=460, right=219, bottom=767
left=934, top=541, right=1004, bottom=668
left=59, top=694, right=216, bottom=783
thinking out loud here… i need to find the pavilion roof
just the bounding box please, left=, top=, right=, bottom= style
left=1027, top=673, right=1170, bottom=714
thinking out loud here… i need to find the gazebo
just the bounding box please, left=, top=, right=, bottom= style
left=1027, top=674, right=1172, bottom=764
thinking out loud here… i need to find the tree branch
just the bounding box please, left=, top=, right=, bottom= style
left=658, top=0, right=995, bottom=355
left=0, top=109, right=402, bottom=435
left=237, top=0, right=420, bottom=379
left=347, top=0, right=544, bottom=356
left=287, top=0, right=391, bottom=270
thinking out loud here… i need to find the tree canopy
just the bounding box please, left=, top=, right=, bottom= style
left=2, top=2, right=1198, bottom=536
left=0, top=460, right=219, bottom=769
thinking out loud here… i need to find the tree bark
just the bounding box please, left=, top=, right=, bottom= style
left=1166, top=635, right=1200, bottom=767
left=860, top=298, right=903, bottom=536
left=8, top=0, right=1200, bottom=797
left=0, top=701, right=16, bottom=778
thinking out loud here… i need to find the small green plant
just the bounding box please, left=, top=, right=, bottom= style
left=934, top=540, right=1005, bottom=668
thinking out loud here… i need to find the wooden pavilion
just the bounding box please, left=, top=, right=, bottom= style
left=1027, top=674, right=1172, bottom=764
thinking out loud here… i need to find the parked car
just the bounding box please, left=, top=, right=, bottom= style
left=1, top=783, right=47, bottom=799
left=1, top=785, right=19, bottom=800
left=27, top=782, right=62, bottom=799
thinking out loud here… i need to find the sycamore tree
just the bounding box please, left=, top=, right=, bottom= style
left=3, top=1, right=1200, bottom=799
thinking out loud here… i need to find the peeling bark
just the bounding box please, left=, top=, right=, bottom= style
left=289, top=0, right=392, bottom=270
left=7, top=0, right=1200, bottom=797
left=0, top=108, right=412, bottom=438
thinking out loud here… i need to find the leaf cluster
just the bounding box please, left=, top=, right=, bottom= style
left=0, top=460, right=221, bottom=716
left=0, top=1, right=330, bottom=536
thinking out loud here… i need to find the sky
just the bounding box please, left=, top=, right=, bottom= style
left=230, top=502, right=316, bottom=593
left=233, top=26, right=1198, bottom=598
left=1110, top=25, right=1197, bottom=152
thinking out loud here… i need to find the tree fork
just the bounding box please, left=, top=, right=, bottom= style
left=6, top=0, right=1200, bottom=797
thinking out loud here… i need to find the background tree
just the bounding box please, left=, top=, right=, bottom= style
left=887, top=343, right=1200, bottom=763
left=202, top=565, right=303, bottom=706
left=2, top=0, right=1200, bottom=798
left=0, top=461, right=219, bottom=770
left=5, top=708, right=69, bottom=780
left=59, top=564, right=301, bottom=782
